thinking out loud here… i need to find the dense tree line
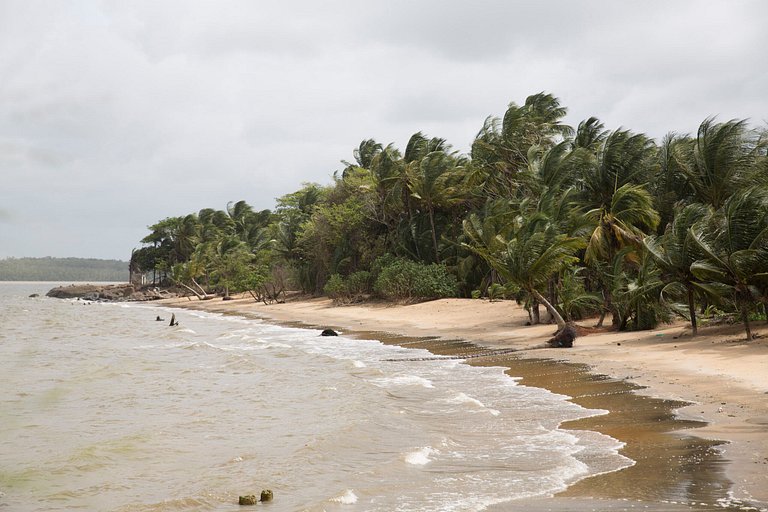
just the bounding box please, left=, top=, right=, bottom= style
left=132, top=93, right=768, bottom=338
left=0, top=257, right=128, bottom=282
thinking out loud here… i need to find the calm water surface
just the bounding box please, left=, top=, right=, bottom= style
left=0, top=283, right=634, bottom=511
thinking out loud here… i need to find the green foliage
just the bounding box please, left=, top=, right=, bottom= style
left=323, top=274, right=346, bottom=301
left=131, top=94, right=768, bottom=339
left=373, top=259, right=457, bottom=301
left=487, top=283, right=504, bottom=302
left=558, top=268, right=601, bottom=321
left=323, top=271, right=373, bottom=304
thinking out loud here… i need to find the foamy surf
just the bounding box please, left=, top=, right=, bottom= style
left=3, top=287, right=647, bottom=512
left=405, top=446, right=436, bottom=465
left=372, top=374, right=435, bottom=388
left=329, top=489, right=358, bottom=504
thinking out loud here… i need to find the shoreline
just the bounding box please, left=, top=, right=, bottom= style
left=156, top=295, right=768, bottom=509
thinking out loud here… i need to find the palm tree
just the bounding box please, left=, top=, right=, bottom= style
left=690, top=186, right=768, bottom=339
left=644, top=203, right=712, bottom=335
left=469, top=93, right=574, bottom=202
left=408, top=150, right=460, bottom=263
left=463, top=213, right=585, bottom=330
left=677, top=118, right=765, bottom=209
left=584, top=183, right=661, bottom=264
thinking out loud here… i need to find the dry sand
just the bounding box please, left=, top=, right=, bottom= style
left=157, top=295, right=768, bottom=509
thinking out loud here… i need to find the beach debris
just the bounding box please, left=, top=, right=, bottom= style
left=321, top=329, right=338, bottom=336
left=238, top=495, right=258, bottom=505
left=156, top=315, right=164, bottom=321
left=260, top=489, right=273, bottom=502
left=29, top=293, right=40, bottom=298
left=169, top=313, right=179, bottom=327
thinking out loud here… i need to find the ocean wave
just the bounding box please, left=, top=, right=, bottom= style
left=372, top=374, right=434, bottom=389
left=329, top=489, right=358, bottom=504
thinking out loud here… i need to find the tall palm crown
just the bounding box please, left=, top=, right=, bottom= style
left=677, top=118, right=765, bottom=209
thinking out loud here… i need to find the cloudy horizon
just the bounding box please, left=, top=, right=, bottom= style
left=1, top=0, right=766, bottom=260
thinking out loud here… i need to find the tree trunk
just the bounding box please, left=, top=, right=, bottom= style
left=428, top=206, right=440, bottom=264
left=596, top=310, right=606, bottom=328
left=687, top=286, right=698, bottom=336
left=532, top=289, right=567, bottom=331
left=741, top=305, right=753, bottom=340
left=531, top=301, right=541, bottom=324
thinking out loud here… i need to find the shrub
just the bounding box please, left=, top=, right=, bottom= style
left=487, top=283, right=504, bottom=302
left=323, top=274, right=347, bottom=302
left=373, top=259, right=457, bottom=301
left=323, top=271, right=372, bottom=304
left=345, top=271, right=372, bottom=299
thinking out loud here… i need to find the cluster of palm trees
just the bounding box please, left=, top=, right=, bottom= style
left=131, top=201, right=273, bottom=298
left=133, top=93, right=768, bottom=338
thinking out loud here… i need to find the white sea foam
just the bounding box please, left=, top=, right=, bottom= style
left=448, top=392, right=486, bottom=407
left=329, top=489, right=358, bottom=504
left=352, top=360, right=367, bottom=368
left=405, top=446, right=435, bottom=465
left=373, top=375, right=434, bottom=388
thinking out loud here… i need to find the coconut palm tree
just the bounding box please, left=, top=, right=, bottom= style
left=407, top=147, right=462, bottom=263
left=644, top=203, right=712, bottom=334
left=463, top=212, right=585, bottom=330
left=690, top=186, right=768, bottom=339
left=677, top=118, right=765, bottom=209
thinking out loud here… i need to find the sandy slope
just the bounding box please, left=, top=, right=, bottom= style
left=158, top=295, right=768, bottom=505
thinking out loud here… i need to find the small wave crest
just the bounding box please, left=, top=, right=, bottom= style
left=446, top=392, right=501, bottom=416
left=373, top=375, right=434, bottom=389
left=404, top=446, right=436, bottom=465
left=329, top=489, right=358, bottom=504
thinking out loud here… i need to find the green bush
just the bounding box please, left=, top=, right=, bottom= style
left=346, top=271, right=372, bottom=298
left=487, top=283, right=504, bottom=302
left=323, top=271, right=372, bottom=304
left=373, top=259, right=457, bottom=301
left=323, top=274, right=347, bottom=301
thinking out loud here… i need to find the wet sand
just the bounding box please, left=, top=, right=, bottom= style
left=156, top=296, right=768, bottom=511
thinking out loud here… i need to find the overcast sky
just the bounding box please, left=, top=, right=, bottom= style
left=1, top=0, right=766, bottom=260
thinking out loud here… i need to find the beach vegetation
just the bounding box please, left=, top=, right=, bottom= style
left=131, top=93, right=768, bottom=339
left=373, top=258, right=458, bottom=302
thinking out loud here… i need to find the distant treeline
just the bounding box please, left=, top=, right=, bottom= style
left=0, top=257, right=128, bottom=282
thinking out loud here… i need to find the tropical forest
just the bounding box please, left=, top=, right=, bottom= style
left=130, top=93, right=768, bottom=340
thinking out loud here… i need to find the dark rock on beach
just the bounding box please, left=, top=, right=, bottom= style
left=321, top=329, right=338, bottom=336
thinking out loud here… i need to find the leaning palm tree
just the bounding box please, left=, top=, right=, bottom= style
left=676, top=118, right=765, bottom=209
left=408, top=149, right=461, bottom=263
left=584, top=183, right=660, bottom=265
left=690, top=186, right=768, bottom=339
left=463, top=213, right=585, bottom=331
left=644, top=203, right=712, bottom=335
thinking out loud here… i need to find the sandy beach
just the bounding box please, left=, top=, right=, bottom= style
left=157, top=295, right=768, bottom=509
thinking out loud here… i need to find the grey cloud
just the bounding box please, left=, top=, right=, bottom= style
left=1, top=0, right=766, bottom=259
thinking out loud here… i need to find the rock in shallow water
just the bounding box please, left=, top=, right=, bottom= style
left=238, top=495, right=258, bottom=505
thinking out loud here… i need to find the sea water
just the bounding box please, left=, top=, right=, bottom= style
left=0, top=282, right=632, bottom=511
